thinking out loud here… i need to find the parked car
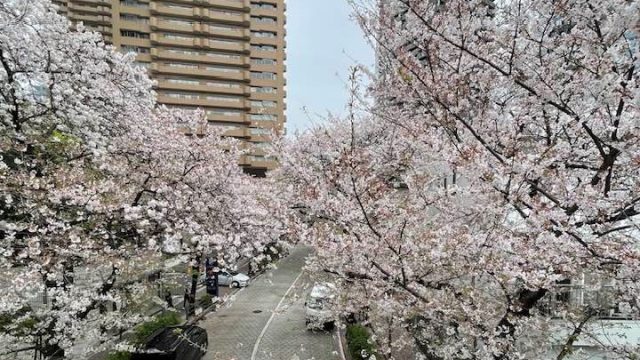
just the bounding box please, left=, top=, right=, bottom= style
left=305, top=282, right=337, bottom=330
left=131, top=325, right=208, bottom=360
left=218, top=270, right=250, bottom=288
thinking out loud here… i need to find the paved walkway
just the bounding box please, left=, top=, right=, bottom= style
left=201, top=246, right=341, bottom=360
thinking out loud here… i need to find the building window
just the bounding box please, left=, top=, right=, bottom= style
left=251, top=16, right=277, bottom=24
left=120, top=0, right=147, bottom=8
left=163, top=17, right=193, bottom=26
left=249, top=127, right=272, bottom=135
left=164, top=33, right=191, bottom=40
left=167, top=63, right=198, bottom=69
left=207, top=66, right=242, bottom=73
left=121, top=46, right=150, bottom=54
left=251, top=100, right=276, bottom=108
left=134, top=62, right=150, bottom=68
left=120, top=13, right=149, bottom=23
left=206, top=95, right=241, bottom=103
left=212, top=9, right=243, bottom=17
left=166, top=92, right=199, bottom=99
left=166, top=4, right=191, bottom=10
left=210, top=24, right=241, bottom=31
left=250, top=114, right=277, bottom=121
left=211, top=38, right=243, bottom=45
left=251, top=72, right=277, bottom=80
left=166, top=78, right=200, bottom=85
left=251, top=58, right=276, bottom=65
left=251, top=86, right=276, bottom=93
left=251, top=45, right=276, bottom=52
left=251, top=2, right=276, bottom=10
left=252, top=142, right=270, bottom=149
left=121, top=30, right=149, bottom=39
left=251, top=31, right=277, bottom=38
left=207, top=109, right=242, bottom=117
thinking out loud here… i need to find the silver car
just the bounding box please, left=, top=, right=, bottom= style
left=305, top=282, right=337, bottom=330
left=217, top=271, right=250, bottom=288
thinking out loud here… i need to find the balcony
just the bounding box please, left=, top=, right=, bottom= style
left=150, top=3, right=250, bottom=25
left=119, top=5, right=150, bottom=16
left=249, top=62, right=282, bottom=73
left=151, top=48, right=248, bottom=67
left=249, top=78, right=280, bottom=88
left=250, top=22, right=279, bottom=33
left=150, top=34, right=249, bottom=53
left=151, top=63, right=249, bottom=82
left=161, top=0, right=250, bottom=12
left=120, top=37, right=151, bottom=47
left=67, top=3, right=111, bottom=15
left=150, top=19, right=249, bottom=40
left=249, top=48, right=283, bottom=62
left=68, top=13, right=112, bottom=25
left=75, top=0, right=113, bottom=6
left=194, top=24, right=249, bottom=40
left=221, top=127, right=250, bottom=138
left=85, top=24, right=113, bottom=35
left=250, top=7, right=279, bottom=17
left=155, top=79, right=247, bottom=95
left=207, top=113, right=250, bottom=124
left=157, top=94, right=249, bottom=110
left=249, top=91, right=279, bottom=102
left=118, top=21, right=149, bottom=32
left=240, top=155, right=277, bottom=170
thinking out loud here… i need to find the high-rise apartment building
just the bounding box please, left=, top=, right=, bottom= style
left=53, top=0, right=286, bottom=176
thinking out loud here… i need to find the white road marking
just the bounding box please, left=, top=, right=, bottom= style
left=250, top=270, right=304, bottom=360
left=336, top=322, right=347, bottom=360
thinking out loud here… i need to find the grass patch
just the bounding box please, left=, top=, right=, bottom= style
left=346, top=324, right=376, bottom=360
left=132, top=311, right=180, bottom=345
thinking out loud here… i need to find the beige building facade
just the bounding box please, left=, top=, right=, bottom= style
left=54, top=0, right=286, bottom=175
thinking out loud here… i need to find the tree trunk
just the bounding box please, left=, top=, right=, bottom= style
left=188, top=254, right=201, bottom=316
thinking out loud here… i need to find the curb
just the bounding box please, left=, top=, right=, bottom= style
left=336, top=322, right=348, bottom=360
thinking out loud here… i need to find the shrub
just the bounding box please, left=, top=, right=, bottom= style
left=199, top=294, right=212, bottom=307
left=106, top=351, right=131, bottom=360
left=133, top=311, right=180, bottom=345
left=346, top=324, right=376, bottom=360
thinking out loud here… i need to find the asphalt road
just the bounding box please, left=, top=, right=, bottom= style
left=200, top=246, right=342, bottom=360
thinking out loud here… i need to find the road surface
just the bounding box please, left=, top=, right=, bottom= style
left=201, top=246, right=342, bottom=360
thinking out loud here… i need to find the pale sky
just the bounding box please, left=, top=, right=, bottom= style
left=285, top=1, right=375, bottom=134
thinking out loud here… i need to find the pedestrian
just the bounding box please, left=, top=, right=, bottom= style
left=164, top=289, right=173, bottom=308
left=183, top=288, right=190, bottom=318
left=248, top=261, right=254, bottom=276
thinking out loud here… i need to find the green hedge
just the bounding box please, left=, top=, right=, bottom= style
left=346, top=324, right=376, bottom=360
left=199, top=294, right=213, bottom=307
left=133, top=311, right=181, bottom=345
left=106, top=351, right=131, bottom=360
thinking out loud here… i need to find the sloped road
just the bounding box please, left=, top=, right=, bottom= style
left=201, top=246, right=342, bottom=360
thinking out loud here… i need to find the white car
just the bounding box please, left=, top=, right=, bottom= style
left=305, top=282, right=337, bottom=330
left=217, top=271, right=250, bottom=288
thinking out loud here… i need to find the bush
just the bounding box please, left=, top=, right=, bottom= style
left=198, top=294, right=213, bottom=307
left=106, top=351, right=131, bottom=360
left=133, top=311, right=180, bottom=345
left=346, top=324, right=376, bottom=360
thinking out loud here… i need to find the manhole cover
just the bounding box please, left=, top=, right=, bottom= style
left=253, top=310, right=263, bottom=314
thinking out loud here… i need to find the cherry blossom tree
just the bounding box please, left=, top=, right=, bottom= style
left=280, top=1, right=640, bottom=359
left=0, top=0, right=286, bottom=357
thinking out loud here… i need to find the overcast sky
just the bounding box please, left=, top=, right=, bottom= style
left=285, top=1, right=375, bottom=134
